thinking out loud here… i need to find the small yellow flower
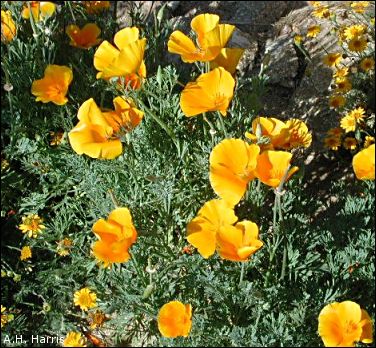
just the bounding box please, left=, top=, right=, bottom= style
left=87, top=310, right=108, bottom=330
left=1, top=306, right=14, bottom=328
left=49, top=130, right=64, bottom=146
left=360, top=57, right=375, bottom=72
left=83, top=1, right=110, bottom=14
left=19, top=214, right=45, bottom=238
left=312, top=6, right=330, bottom=19
left=333, top=67, right=349, bottom=78
left=56, top=238, right=73, bottom=256
left=344, top=24, right=366, bottom=40
left=364, top=135, right=375, bottom=148
left=307, top=25, right=321, bottom=38
left=350, top=1, right=370, bottom=14
left=323, top=53, right=342, bottom=67
left=343, top=137, right=358, bottom=150
left=63, top=332, right=87, bottom=347
left=74, top=288, right=97, bottom=311
left=329, top=95, right=346, bottom=109
left=335, top=77, right=352, bottom=93
left=348, top=107, right=366, bottom=123
left=294, top=35, right=304, bottom=45
left=20, top=246, right=32, bottom=261
left=327, top=127, right=343, bottom=137
left=324, top=136, right=341, bottom=150
left=370, top=17, right=375, bottom=26
left=340, top=115, right=357, bottom=133
left=308, top=1, right=322, bottom=7
left=348, top=36, right=368, bottom=52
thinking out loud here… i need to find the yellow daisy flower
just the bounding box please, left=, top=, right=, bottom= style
left=343, top=137, right=358, bottom=150
left=19, top=214, right=45, bottom=238
left=348, top=36, right=368, bottom=52
left=360, top=57, right=375, bottom=72
left=344, top=24, right=366, bottom=40
left=351, top=1, right=370, bottom=14
left=323, top=53, right=342, bottom=67
left=340, top=115, right=357, bottom=133
left=333, top=67, right=349, bottom=78
left=329, top=95, right=346, bottom=109
left=313, top=6, right=331, bottom=19
left=63, top=332, right=87, bottom=347
left=335, top=77, right=352, bottom=93
left=307, top=25, right=321, bottom=38
left=347, top=107, right=365, bottom=122
left=324, top=136, right=341, bottom=150
left=73, top=288, right=97, bottom=311
left=20, top=246, right=32, bottom=261
left=364, top=135, right=375, bottom=148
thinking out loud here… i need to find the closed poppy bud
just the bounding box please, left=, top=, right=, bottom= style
left=157, top=301, right=192, bottom=338
left=352, top=144, right=375, bottom=180
left=1, top=10, right=16, bottom=43
left=255, top=150, right=299, bottom=187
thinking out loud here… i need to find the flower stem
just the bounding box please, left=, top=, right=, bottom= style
left=217, top=111, right=228, bottom=138
left=239, top=262, right=246, bottom=286
left=108, top=189, right=120, bottom=208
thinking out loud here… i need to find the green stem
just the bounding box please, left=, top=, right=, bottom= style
left=137, top=98, right=178, bottom=148
left=108, top=189, right=120, bottom=208
left=27, top=1, right=39, bottom=45
left=280, top=245, right=287, bottom=281
left=217, top=111, right=228, bottom=138
left=129, top=251, right=147, bottom=287
left=239, top=262, right=246, bottom=286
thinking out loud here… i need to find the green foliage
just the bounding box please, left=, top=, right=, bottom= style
left=1, top=1, right=374, bottom=347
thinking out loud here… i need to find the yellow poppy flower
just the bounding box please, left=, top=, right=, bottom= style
left=63, top=332, right=87, bottom=347
left=1, top=10, right=16, bottom=43
left=68, top=99, right=123, bottom=160
left=168, top=13, right=234, bottom=63
left=318, top=301, right=373, bottom=346
left=187, top=199, right=237, bottom=258
left=348, top=36, right=368, bottom=52
left=31, top=65, right=73, bottom=105
left=20, top=246, right=32, bottom=261
left=323, top=53, right=342, bottom=67
left=245, top=117, right=289, bottom=150
left=352, top=144, right=375, bottom=180
left=83, top=1, right=110, bottom=14
left=217, top=221, right=263, bottom=261
left=255, top=150, right=299, bottom=188
left=209, top=139, right=260, bottom=205
left=329, top=95, right=346, bottom=109
left=73, top=288, right=97, bottom=311
left=180, top=67, right=235, bottom=117
left=360, top=57, right=375, bottom=72
left=92, top=207, right=138, bottom=267
left=66, top=23, right=101, bottom=49
left=94, top=27, right=146, bottom=82
left=210, top=47, right=245, bottom=74
left=157, top=301, right=192, bottom=338
left=282, top=119, right=312, bottom=149
left=307, top=25, right=321, bottom=38
left=22, top=1, right=56, bottom=22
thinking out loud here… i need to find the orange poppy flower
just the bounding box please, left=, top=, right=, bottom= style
left=94, top=27, right=146, bottom=86
left=68, top=98, right=122, bottom=160
left=318, top=301, right=373, bottom=347
left=31, top=65, right=73, bottom=105
left=245, top=117, right=289, bottom=150
left=1, top=10, right=16, bottom=43
left=180, top=67, right=235, bottom=117
left=209, top=139, right=260, bottom=205
left=66, top=23, right=101, bottom=49
left=187, top=199, right=237, bottom=258
left=217, top=221, right=263, bottom=261
left=21, top=1, right=56, bottom=22
left=157, top=301, right=192, bottom=338
left=210, top=47, right=244, bottom=74
left=92, top=207, right=138, bottom=267
left=352, top=144, right=375, bottom=180
left=168, top=13, right=235, bottom=63
left=281, top=119, right=312, bottom=150
left=255, top=150, right=299, bottom=187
